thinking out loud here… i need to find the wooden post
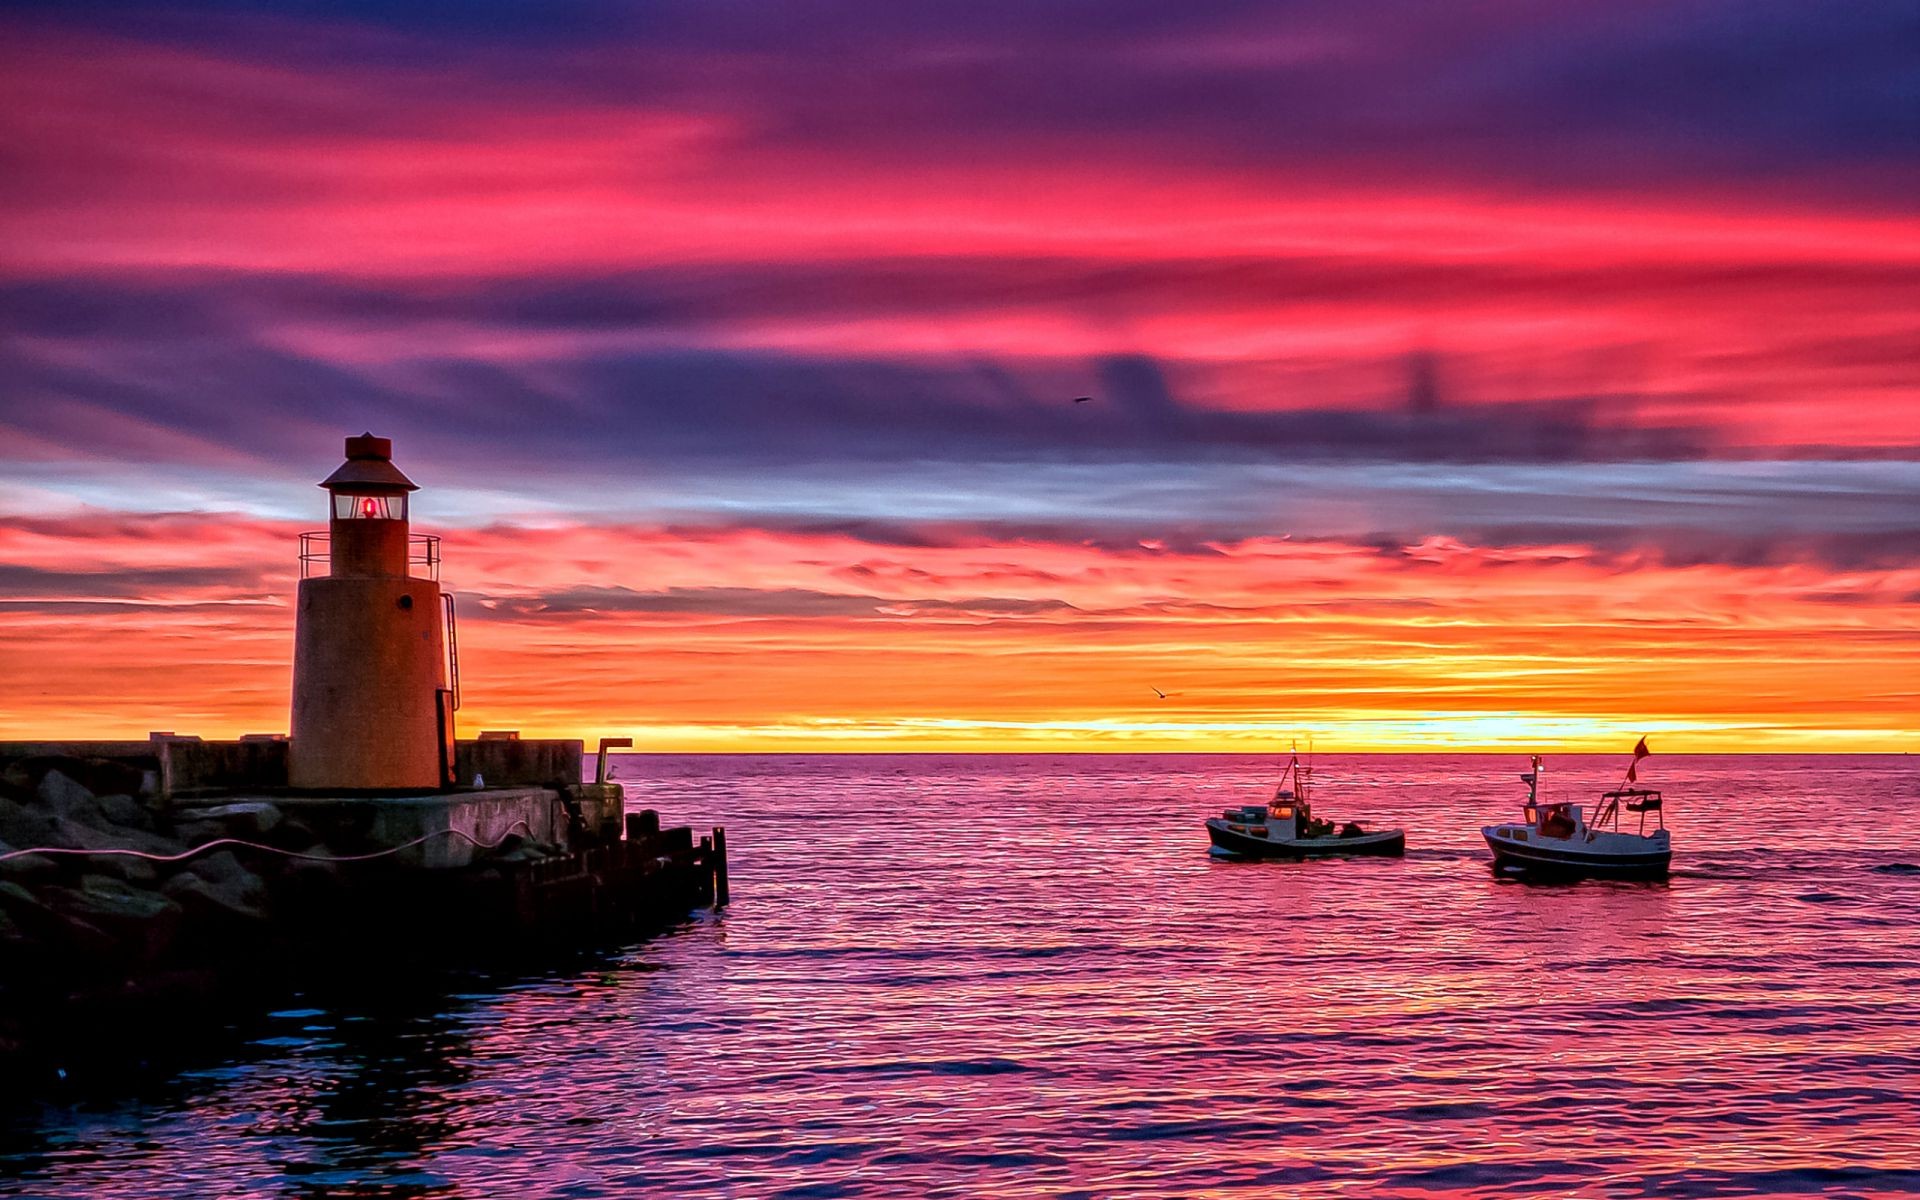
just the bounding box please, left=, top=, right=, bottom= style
left=711, top=824, right=729, bottom=907
left=155, top=740, right=175, bottom=807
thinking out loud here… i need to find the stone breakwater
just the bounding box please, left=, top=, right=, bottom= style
left=0, top=754, right=720, bottom=1086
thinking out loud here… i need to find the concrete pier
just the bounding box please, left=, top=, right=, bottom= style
left=1, top=743, right=728, bottom=1084
left=180, top=787, right=570, bottom=869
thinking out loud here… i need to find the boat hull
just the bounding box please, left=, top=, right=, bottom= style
left=1206, top=820, right=1405, bottom=859
left=1482, top=829, right=1670, bottom=879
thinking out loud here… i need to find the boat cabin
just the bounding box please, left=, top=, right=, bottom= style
left=1267, top=794, right=1307, bottom=837
left=1267, top=755, right=1318, bottom=836
left=1518, top=758, right=1580, bottom=836
left=1522, top=800, right=1582, bottom=839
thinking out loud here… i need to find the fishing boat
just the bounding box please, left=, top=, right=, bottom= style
left=1482, top=746, right=1671, bottom=879
left=1205, top=752, right=1406, bottom=859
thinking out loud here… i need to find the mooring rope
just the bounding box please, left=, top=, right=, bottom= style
left=0, top=820, right=536, bottom=865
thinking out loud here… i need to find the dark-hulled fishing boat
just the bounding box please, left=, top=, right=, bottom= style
left=1204, top=752, right=1405, bottom=859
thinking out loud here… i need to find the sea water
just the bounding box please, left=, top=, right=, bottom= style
left=4, top=754, right=1919, bottom=1198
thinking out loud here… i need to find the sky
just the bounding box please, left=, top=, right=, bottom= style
left=1, top=1, right=1917, bottom=751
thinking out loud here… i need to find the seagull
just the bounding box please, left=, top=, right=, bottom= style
left=1072, top=396, right=1093, bottom=404
left=1151, top=685, right=1179, bottom=699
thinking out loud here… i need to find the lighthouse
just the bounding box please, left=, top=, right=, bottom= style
left=289, top=434, right=457, bottom=790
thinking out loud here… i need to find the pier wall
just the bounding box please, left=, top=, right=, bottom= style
left=454, top=739, right=584, bottom=789
left=0, top=737, right=588, bottom=800
left=0, top=738, right=290, bottom=799
left=267, top=788, right=566, bottom=869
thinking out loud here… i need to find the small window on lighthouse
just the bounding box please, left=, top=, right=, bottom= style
left=334, top=493, right=406, bottom=521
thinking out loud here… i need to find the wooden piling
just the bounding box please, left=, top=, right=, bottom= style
left=712, top=825, right=729, bottom=907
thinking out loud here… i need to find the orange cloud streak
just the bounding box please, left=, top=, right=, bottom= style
left=3, top=516, right=1914, bottom=751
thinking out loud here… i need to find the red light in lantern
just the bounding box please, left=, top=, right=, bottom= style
left=361, top=497, right=378, bottom=518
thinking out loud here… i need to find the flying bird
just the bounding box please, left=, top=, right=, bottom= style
left=1151, top=685, right=1179, bottom=699
left=1072, top=396, right=1093, bottom=404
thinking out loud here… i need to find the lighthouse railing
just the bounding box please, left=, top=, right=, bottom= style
left=298, top=531, right=442, bottom=580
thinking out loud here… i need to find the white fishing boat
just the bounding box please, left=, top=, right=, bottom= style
left=1482, top=747, right=1671, bottom=879
left=1205, top=752, right=1405, bottom=859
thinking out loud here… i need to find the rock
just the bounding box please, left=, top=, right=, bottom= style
left=77, top=758, right=150, bottom=801
left=171, top=819, right=226, bottom=848
left=285, top=845, right=338, bottom=874
left=0, top=880, right=39, bottom=913
left=162, top=850, right=270, bottom=926
left=0, top=797, right=59, bottom=849
left=182, top=849, right=261, bottom=890
left=35, top=771, right=156, bottom=834
left=43, top=815, right=183, bottom=859
left=177, top=801, right=283, bottom=841
left=91, top=792, right=154, bottom=831
left=96, top=853, right=161, bottom=887
left=0, top=853, right=58, bottom=881
left=35, top=771, right=145, bottom=829
left=36, top=769, right=97, bottom=815
left=171, top=802, right=285, bottom=850
left=1, top=815, right=181, bottom=887
left=0, top=838, right=56, bottom=882
left=263, top=815, right=320, bottom=852
left=162, top=873, right=270, bottom=927
left=0, top=880, right=118, bottom=963
left=56, top=874, right=183, bottom=961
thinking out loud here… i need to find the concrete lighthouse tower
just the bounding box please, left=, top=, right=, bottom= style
left=290, top=434, right=456, bottom=790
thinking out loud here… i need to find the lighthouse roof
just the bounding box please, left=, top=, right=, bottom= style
left=318, top=432, right=418, bottom=493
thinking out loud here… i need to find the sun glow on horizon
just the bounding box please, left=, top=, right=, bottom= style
left=3, top=512, right=1914, bottom=753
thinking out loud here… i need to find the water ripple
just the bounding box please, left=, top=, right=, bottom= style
left=4, top=753, right=1919, bottom=1198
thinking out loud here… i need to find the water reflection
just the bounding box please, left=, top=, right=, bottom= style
left=5, top=755, right=1919, bottom=1198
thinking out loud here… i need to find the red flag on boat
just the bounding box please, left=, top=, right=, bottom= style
left=1627, top=736, right=1650, bottom=782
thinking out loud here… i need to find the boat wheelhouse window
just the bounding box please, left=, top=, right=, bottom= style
left=1538, top=802, right=1577, bottom=837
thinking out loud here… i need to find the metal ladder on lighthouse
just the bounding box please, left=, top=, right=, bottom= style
left=438, top=593, right=462, bottom=785
left=442, top=592, right=462, bottom=713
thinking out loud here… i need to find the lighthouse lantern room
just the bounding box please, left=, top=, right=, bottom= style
left=290, top=434, right=457, bottom=790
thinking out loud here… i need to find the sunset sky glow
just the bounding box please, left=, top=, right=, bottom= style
left=2, top=1, right=1916, bottom=750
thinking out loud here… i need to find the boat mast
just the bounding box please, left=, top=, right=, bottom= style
left=1295, top=738, right=1312, bottom=808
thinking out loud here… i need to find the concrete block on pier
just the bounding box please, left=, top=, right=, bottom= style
left=269, top=788, right=567, bottom=868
